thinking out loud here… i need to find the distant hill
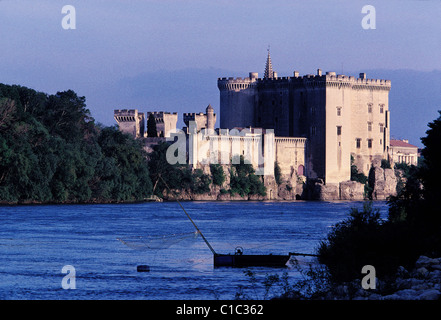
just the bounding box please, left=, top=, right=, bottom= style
left=92, top=68, right=440, bottom=148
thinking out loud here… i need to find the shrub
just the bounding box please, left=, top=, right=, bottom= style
left=274, top=162, right=282, bottom=185
left=317, top=202, right=419, bottom=282
left=230, top=156, right=266, bottom=197
left=381, top=159, right=391, bottom=169
left=210, top=164, right=225, bottom=186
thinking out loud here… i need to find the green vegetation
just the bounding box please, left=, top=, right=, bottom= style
left=210, top=164, right=225, bottom=186
left=229, top=156, right=266, bottom=197
left=381, top=158, right=391, bottom=169
left=0, top=84, right=152, bottom=203
left=274, top=162, right=282, bottom=185
left=350, top=156, right=368, bottom=185
left=147, top=141, right=212, bottom=197
left=149, top=146, right=265, bottom=199
left=147, top=113, right=157, bottom=137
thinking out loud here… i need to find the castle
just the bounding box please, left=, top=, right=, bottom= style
left=114, top=49, right=393, bottom=197
left=218, top=49, right=391, bottom=183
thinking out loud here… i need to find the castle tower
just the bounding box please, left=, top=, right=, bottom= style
left=114, top=109, right=145, bottom=138
left=218, top=50, right=392, bottom=184
left=206, top=104, right=215, bottom=131
left=183, top=105, right=217, bottom=132
left=217, top=73, right=258, bottom=129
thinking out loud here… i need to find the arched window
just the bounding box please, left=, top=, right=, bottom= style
left=297, top=165, right=305, bottom=176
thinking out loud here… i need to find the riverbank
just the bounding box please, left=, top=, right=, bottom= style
left=317, top=256, right=441, bottom=300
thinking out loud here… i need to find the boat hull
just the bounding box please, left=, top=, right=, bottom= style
left=214, top=254, right=290, bottom=268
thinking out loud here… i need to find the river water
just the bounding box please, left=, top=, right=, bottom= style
left=0, top=201, right=388, bottom=300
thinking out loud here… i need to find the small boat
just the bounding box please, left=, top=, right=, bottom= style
left=158, top=175, right=313, bottom=268
left=214, top=254, right=290, bottom=268
left=213, top=246, right=289, bottom=268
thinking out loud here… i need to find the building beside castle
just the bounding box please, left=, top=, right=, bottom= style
left=390, top=139, right=419, bottom=166
left=113, top=103, right=306, bottom=192
left=218, top=49, right=391, bottom=184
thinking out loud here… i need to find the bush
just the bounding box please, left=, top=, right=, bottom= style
left=274, top=162, right=282, bottom=185
left=350, top=156, right=368, bottom=185
left=317, top=202, right=419, bottom=282
left=230, top=156, right=266, bottom=197
left=148, top=142, right=212, bottom=196
left=381, top=159, right=391, bottom=169
left=210, top=164, right=225, bottom=186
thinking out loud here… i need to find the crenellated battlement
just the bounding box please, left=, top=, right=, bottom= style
left=114, top=109, right=145, bottom=138
left=114, top=109, right=144, bottom=122
left=147, top=111, right=178, bottom=115
left=275, top=137, right=307, bottom=145
left=218, top=69, right=390, bottom=92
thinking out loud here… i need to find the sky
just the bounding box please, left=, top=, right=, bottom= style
left=1, top=0, right=440, bottom=147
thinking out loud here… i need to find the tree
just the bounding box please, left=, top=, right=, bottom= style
left=0, top=83, right=152, bottom=204
left=420, top=111, right=441, bottom=212
left=97, top=126, right=152, bottom=201
left=230, top=156, right=266, bottom=197
left=147, top=113, right=158, bottom=137
left=210, top=164, right=225, bottom=186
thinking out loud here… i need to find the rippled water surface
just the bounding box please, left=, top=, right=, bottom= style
left=0, top=201, right=388, bottom=300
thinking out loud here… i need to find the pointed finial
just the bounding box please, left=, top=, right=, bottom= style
left=264, top=46, right=274, bottom=79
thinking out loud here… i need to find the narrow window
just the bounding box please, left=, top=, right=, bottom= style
left=356, top=138, right=361, bottom=149
left=379, top=104, right=384, bottom=113
left=368, top=103, right=373, bottom=113
left=379, top=123, right=384, bottom=133
left=368, top=122, right=372, bottom=132
left=337, top=126, right=342, bottom=136
left=368, top=139, right=373, bottom=148
left=337, top=107, right=342, bottom=116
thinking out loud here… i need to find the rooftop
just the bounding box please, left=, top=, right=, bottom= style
left=390, top=139, right=418, bottom=148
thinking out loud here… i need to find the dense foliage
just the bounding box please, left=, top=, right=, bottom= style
left=318, top=111, right=441, bottom=282
left=350, top=155, right=368, bottom=185
left=210, top=164, right=225, bottom=187
left=147, top=142, right=212, bottom=197
left=229, top=156, right=266, bottom=197
left=147, top=113, right=157, bottom=137
left=0, top=84, right=152, bottom=203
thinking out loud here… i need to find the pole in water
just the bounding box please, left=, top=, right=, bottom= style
left=158, top=175, right=217, bottom=256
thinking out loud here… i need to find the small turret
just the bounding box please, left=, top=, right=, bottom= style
left=206, top=104, right=215, bottom=131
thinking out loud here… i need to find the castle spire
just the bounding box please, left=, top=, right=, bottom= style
left=264, top=46, right=274, bottom=79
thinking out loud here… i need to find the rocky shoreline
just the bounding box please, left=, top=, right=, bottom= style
left=325, top=256, right=441, bottom=300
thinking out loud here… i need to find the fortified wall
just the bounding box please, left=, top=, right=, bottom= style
left=114, top=109, right=145, bottom=138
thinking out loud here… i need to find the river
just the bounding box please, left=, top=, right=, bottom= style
left=0, top=201, right=388, bottom=300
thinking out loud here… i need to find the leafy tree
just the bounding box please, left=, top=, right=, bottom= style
left=230, top=156, right=266, bottom=197
left=97, top=126, right=152, bottom=202
left=147, top=113, right=158, bottom=137
left=274, top=162, right=282, bottom=185
left=210, top=164, right=225, bottom=186
left=0, top=83, right=152, bottom=204
left=420, top=111, right=441, bottom=218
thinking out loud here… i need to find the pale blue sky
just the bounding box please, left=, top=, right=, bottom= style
left=1, top=0, right=440, bottom=145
